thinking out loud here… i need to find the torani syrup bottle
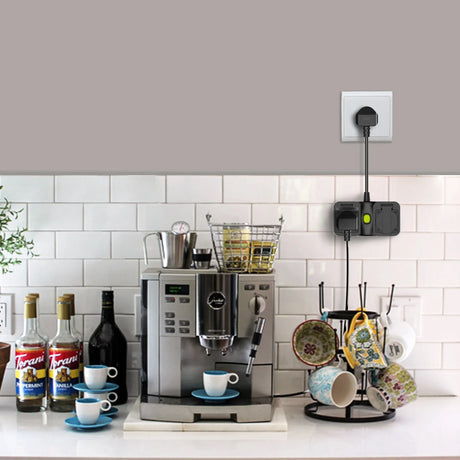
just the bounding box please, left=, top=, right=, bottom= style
left=15, top=296, right=47, bottom=412
left=48, top=296, right=80, bottom=412
left=64, top=293, right=83, bottom=382
left=88, top=290, right=128, bottom=404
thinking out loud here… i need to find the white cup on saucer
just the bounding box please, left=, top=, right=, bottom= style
left=75, top=397, right=111, bottom=425
left=203, top=370, right=239, bottom=397
left=84, top=365, right=118, bottom=390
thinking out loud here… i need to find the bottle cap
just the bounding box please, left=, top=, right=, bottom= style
left=63, top=293, right=75, bottom=316
left=57, top=297, right=70, bottom=320
left=102, top=290, right=114, bottom=307
left=24, top=296, right=37, bottom=319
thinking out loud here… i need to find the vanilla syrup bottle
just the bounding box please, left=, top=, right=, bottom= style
left=15, top=296, right=47, bottom=412
left=64, top=293, right=83, bottom=382
left=48, top=297, right=80, bottom=412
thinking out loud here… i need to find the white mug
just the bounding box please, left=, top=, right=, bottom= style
left=84, top=391, right=118, bottom=403
left=84, top=364, right=118, bottom=390
left=203, top=370, right=239, bottom=397
left=75, top=397, right=111, bottom=425
left=381, top=315, right=416, bottom=363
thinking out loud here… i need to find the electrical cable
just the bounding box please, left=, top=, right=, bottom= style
left=344, top=230, right=351, bottom=311
left=273, top=390, right=309, bottom=398
left=363, top=126, right=370, bottom=202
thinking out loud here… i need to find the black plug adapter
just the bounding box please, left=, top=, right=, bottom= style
left=355, top=106, right=378, bottom=128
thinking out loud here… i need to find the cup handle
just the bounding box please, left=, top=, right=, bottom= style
left=107, top=392, right=118, bottom=403
left=108, top=367, right=118, bottom=378
left=227, top=373, right=239, bottom=384
left=100, top=400, right=112, bottom=412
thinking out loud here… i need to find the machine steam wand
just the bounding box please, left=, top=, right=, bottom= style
left=245, top=316, right=266, bottom=376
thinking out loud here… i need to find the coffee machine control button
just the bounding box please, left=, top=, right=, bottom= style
left=259, top=284, right=271, bottom=291
left=165, top=327, right=175, bottom=333
left=165, top=320, right=175, bottom=326
left=179, top=328, right=190, bottom=334
left=179, top=320, right=190, bottom=326
left=244, top=284, right=255, bottom=291
left=165, top=297, right=176, bottom=303
left=179, top=297, right=190, bottom=303
left=165, top=312, right=175, bottom=318
left=249, top=295, right=266, bottom=315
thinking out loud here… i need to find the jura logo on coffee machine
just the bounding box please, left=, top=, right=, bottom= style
left=207, top=292, right=226, bottom=310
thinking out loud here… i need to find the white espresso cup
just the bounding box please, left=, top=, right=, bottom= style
left=84, top=364, right=118, bottom=390
left=75, top=397, right=111, bottom=425
left=84, top=391, right=118, bottom=403
left=203, top=370, right=239, bottom=397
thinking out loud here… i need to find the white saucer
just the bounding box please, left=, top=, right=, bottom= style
left=65, top=415, right=112, bottom=430
left=73, top=382, right=119, bottom=393
left=191, top=388, right=239, bottom=401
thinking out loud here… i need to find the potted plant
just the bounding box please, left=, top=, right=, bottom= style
left=0, top=185, right=36, bottom=389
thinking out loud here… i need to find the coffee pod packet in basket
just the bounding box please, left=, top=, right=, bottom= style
left=343, top=311, right=387, bottom=370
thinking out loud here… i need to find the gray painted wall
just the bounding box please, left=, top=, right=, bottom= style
left=1, top=1, right=458, bottom=174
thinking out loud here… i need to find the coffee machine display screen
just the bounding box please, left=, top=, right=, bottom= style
left=165, top=284, right=190, bottom=296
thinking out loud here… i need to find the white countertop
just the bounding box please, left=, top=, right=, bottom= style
left=0, top=396, right=459, bottom=460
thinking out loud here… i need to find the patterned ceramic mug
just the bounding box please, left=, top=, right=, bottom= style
left=292, top=319, right=338, bottom=367
left=366, top=362, right=417, bottom=412
left=308, top=361, right=358, bottom=408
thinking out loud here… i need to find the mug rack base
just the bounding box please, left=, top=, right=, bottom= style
left=304, top=400, right=396, bottom=423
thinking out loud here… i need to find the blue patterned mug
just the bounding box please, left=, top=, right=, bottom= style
left=308, top=363, right=358, bottom=408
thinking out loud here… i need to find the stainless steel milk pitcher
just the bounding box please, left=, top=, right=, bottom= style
left=143, top=231, right=189, bottom=268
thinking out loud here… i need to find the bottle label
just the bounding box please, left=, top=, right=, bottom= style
left=15, top=347, right=47, bottom=399
left=48, top=347, right=79, bottom=399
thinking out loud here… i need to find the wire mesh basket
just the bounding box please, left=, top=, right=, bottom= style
left=206, top=214, right=284, bottom=273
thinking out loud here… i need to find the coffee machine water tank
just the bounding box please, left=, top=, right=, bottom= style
left=196, top=273, right=238, bottom=355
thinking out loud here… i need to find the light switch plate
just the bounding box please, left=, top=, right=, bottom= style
left=341, top=91, right=393, bottom=142
left=0, top=294, right=13, bottom=336
left=380, top=295, right=422, bottom=337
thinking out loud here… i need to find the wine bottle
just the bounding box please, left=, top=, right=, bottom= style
left=15, top=296, right=47, bottom=412
left=88, top=290, right=128, bottom=405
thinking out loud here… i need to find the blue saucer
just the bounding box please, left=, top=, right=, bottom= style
left=65, top=415, right=112, bottom=430
left=74, top=406, right=119, bottom=417
left=73, top=382, right=119, bottom=393
left=191, top=389, right=239, bottom=401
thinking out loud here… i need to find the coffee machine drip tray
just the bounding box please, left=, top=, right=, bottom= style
left=140, top=395, right=274, bottom=423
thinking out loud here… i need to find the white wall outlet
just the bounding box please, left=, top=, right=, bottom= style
left=134, top=294, right=141, bottom=336
left=0, top=294, right=13, bottom=336
left=341, top=91, right=393, bottom=142
left=380, top=296, right=422, bottom=337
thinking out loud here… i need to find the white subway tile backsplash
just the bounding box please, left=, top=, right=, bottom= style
left=335, top=176, right=388, bottom=201
left=111, top=175, right=165, bottom=203
left=85, top=204, right=136, bottom=231
left=390, top=176, right=444, bottom=204
left=280, top=176, right=334, bottom=203
left=363, top=260, right=416, bottom=287
left=168, top=176, right=222, bottom=203
left=195, top=204, right=251, bottom=230
left=224, top=176, right=278, bottom=203
left=84, top=260, right=138, bottom=286
left=335, top=235, right=390, bottom=260
left=0, top=176, right=54, bottom=202
left=138, top=204, right=195, bottom=231
left=443, top=289, right=460, bottom=315
left=29, top=259, right=83, bottom=286
left=29, top=204, right=83, bottom=230
left=445, top=177, right=460, bottom=204
left=2, top=173, right=460, bottom=398
left=418, top=205, right=460, bottom=232
left=55, top=176, right=109, bottom=202
left=415, top=370, right=460, bottom=396
left=308, top=204, right=332, bottom=232
left=391, top=233, right=444, bottom=260
left=56, top=232, right=110, bottom=259
left=307, top=260, right=361, bottom=288
left=253, top=204, right=306, bottom=231
left=274, top=260, right=306, bottom=287
left=443, top=343, right=460, bottom=369
left=445, top=234, right=460, bottom=259
left=280, top=232, right=334, bottom=260
left=279, top=287, right=332, bottom=315
left=419, top=261, right=460, bottom=287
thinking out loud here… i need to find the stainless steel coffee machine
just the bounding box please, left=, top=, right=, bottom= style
left=140, top=268, right=275, bottom=423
